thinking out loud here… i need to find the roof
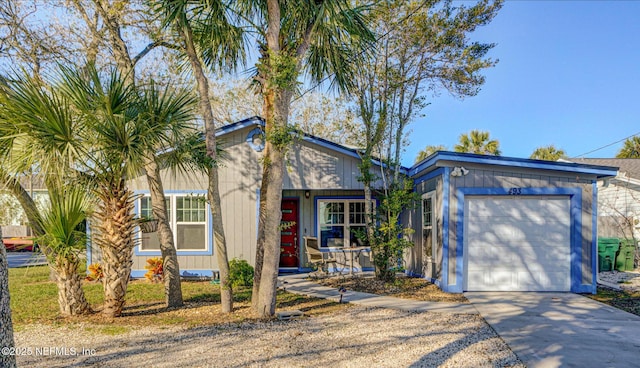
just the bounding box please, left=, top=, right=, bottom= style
left=217, top=116, right=409, bottom=174
left=572, top=158, right=640, bottom=180
left=217, top=118, right=618, bottom=181
left=411, top=151, right=618, bottom=179
left=215, top=116, right=264, bottom=137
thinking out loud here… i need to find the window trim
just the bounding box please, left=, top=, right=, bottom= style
left=314, top=196, right=375, bottom=249
left=422, top=191, right=437, bottom=261
left=134, top=191, right=213, bottom=256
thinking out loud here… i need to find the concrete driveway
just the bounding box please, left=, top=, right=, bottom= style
left=465, top=292, right=640, bottom=368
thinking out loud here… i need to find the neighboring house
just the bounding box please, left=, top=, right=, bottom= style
left=403, top=153, right=616, bottom=293
left=0, top=175, right=49, bottom=238
left=572, top=158, right=640, bottom=240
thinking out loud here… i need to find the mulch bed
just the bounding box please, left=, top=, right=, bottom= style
left=315, top=273, right=469, bottom=303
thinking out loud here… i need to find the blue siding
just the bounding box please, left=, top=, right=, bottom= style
left=441, top=167, right=451, bottom=289
left=130, top=269, right=214, bottom=279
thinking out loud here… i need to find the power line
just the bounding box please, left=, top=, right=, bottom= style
left=571, top=131, right=640, bottom=158
left=293, top=0, right=432, bottom=102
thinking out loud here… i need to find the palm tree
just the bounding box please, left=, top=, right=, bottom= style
left=53, top=66, right=141, bottom=317
left=156, top=0, right=373, bottom=317
left=60, top=65, right=203, bottom=317
left=154, top=0, right=241, bottom=313
left=415, top=145, right=447, bottom=163
left=136, top=82, right=199, bottom=308
left=616, top=137, right=640, bottom=158
left=37, top=186, right=93, bottom=315
left=232, top=0, right=373, bottom=317
left=530, top=145, right=566, bottom=161
left=454, top=130, right=501, bottom=155
left=0, top=72, right=92, bottom=316
left=1, top=65, right=199, bottom=317
left=90, top=3, right=199, bottom=309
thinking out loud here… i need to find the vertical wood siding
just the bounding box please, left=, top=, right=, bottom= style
left=444, top=166, right=596, bottom=288
left=123, top=126, right=377, bottom=273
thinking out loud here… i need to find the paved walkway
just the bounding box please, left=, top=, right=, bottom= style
left=466, top=292, right=640, bottom=368
left=278, top=273, right=478, bottom=314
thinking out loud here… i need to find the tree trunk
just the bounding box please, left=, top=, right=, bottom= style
left=209, top=165, right=232, bottom=313
left=144, top=156, right=183, bottom=308
left=254, top=83, right=290, bottom=317
left=0, top=233, right=17, bottom=368
left=94, top=0, right=136, bottom=86
left=177, top=21, right=233, bottom=312
left=251, top=49, right=274, bottom=310
left=95, top=182, right=136, bottom=318
left=251, top=171, right=268, bottom=310
left=1, top=171, right=44, bottom=237
left=255, top=144, right=285, bottom=317
left=54, top=255, right=91, bottom=316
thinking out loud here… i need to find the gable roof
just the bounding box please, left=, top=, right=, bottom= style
left=572, top=158, right=640, bottom=180
left=217, top=118, right=618, bottom=181
left=411, top=151, right=618, bottom=179
left=217, top=116, right=409, bottom=174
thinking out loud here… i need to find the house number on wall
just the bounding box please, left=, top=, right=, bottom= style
left=508, top=188, right=522, bottom=195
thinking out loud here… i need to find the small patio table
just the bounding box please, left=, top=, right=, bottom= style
left=336, top=246, right=370, bottom=275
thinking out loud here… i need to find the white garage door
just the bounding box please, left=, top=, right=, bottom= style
left=464, top=196, right=571, bottom=291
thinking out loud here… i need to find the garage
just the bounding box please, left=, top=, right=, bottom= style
left=409, top=151, right=618, bottom=293
left=463, top=196, right=571, bottom=291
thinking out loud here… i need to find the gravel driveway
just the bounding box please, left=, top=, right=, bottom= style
left=15, top=307, right=523, bottom=367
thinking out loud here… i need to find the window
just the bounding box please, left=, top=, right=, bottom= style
left=422, top=197, right=433, bottom=228
left=422, top=192, right=436, bottom=260
left=318, top=199, right=372, bottom=248
left=138, top=194, right=208, bottom=253
left=140, top=196, right=163, bottom=251
left=176, top=196, right=207, bottom=250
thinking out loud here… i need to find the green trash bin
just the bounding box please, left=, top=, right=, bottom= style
left=598, top=238, right=620, bottom=272
left=615, top=239, right=637, bottom=271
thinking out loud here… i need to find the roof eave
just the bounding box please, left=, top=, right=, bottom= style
left=410, top=151, right=618, bottom=179
left=216, top=117, right=410, bottom=175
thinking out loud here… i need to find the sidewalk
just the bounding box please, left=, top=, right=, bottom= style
left=278, top=273, right=478, bottom=314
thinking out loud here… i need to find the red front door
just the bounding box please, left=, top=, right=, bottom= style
left=279, top=199, right=299, bottom=268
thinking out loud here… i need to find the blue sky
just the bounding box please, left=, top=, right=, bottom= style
left=403, top=1, right=640, bottom=166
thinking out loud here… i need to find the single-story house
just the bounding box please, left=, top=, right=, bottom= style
left=403, top=153, right=617, bottom=293
left=89, top=116, right=385, bottom=277
left=18, top=115, right=609, bottom=293
left=571, top=158, right=640, bottom=240
left=88, top=117, right=619, bottom=293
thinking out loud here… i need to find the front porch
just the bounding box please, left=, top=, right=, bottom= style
left=278, top=189, right=374, bottom=273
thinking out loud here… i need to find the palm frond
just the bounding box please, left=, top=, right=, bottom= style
left=37, top=185, right=94, bottom=261
left=304, top=0, right=375, bottom=93
left=0, top=69, right=86, bottom=176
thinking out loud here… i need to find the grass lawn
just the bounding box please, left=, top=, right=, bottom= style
left=11, top=266, right=639, bottom=335
left=8, top=266, right=350, bottom=331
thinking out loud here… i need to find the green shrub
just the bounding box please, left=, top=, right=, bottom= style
left=228, top=258, right=254, bottom=288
